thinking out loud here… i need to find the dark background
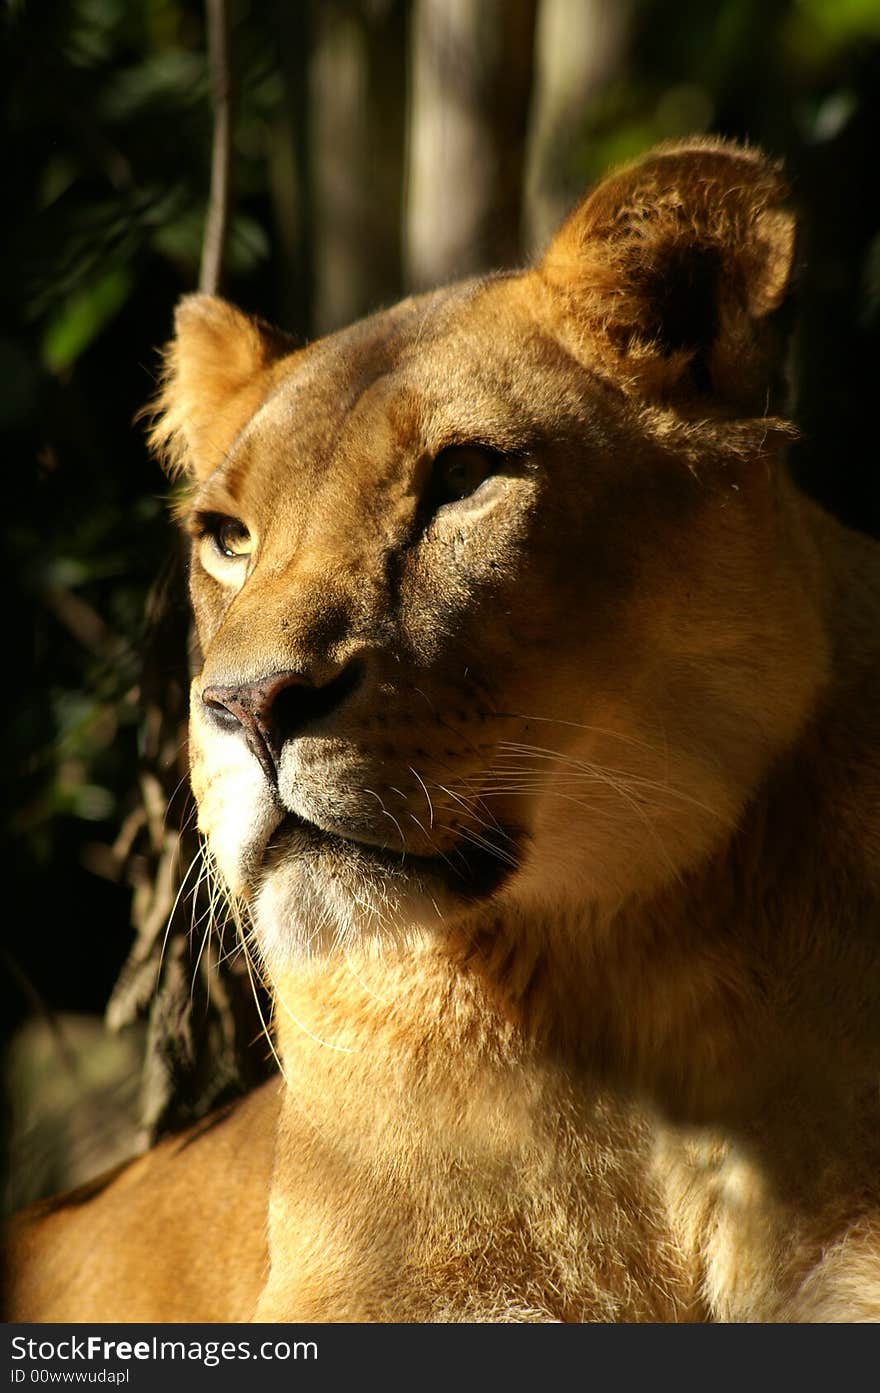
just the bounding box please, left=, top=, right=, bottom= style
left=4, top=0, right=880, bottom=1198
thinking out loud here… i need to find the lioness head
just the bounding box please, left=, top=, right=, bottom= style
left=150, top=139, right=828, bottom=978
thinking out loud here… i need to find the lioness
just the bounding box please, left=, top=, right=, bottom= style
left=9, top=138, right=880, bottom=1323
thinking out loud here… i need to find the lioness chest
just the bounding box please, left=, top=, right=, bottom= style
left=252, top=954, right=704, bottom=1323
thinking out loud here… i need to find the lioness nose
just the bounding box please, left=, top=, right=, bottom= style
left=201, top=662, right=361, bottom=783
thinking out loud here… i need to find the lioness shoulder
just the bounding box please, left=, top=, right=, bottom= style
left=6, top=1082, right=279, bottom=1322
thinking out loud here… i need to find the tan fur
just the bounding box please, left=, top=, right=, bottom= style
left=9, top=139, right=880, bottom=1323
left=6, top=1083, right=278, bottom=1321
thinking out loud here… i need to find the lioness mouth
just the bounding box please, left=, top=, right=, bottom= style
left=266, top=810, right=521, bottom=902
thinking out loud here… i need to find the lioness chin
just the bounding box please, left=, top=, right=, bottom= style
left=8, top=138, right=880, bottom=1323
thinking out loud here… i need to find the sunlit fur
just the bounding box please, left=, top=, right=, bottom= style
left=8, top=139, right=880, bottom=1322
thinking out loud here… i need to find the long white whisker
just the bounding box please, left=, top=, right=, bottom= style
left=408, top=765, right=435, bottom=830
left=433, top=821, right=519, bottom=869
left=430, top=780, right=517, bottom=844
left=492, top=711, right=665, bottom=756
left=155, top=844, right=206, bottom=991
left=489, top=744, right=722, bottom=818
left=363, top=787, right=408, bottom=858
left=238, top=922, right=288, bottom=1084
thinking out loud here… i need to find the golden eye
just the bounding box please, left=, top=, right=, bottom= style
left=213, top=517, right=252, bottom=558
left=430, top=445, right=500, bottom=508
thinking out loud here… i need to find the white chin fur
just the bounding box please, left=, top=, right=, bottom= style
left=251, top=832, right=459, bottom=975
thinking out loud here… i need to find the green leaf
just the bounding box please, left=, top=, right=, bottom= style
left=788, top=0, right=880, bottom=63
left=41, top=266, right=134, bottom=374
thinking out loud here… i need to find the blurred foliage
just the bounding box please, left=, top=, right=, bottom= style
left=3, top=0, right=879, bottom=1110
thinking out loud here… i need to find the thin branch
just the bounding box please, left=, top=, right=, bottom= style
left=199, top=0, right=233, bottom=295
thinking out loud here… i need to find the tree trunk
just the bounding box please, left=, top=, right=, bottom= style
left=405, top=0, right=537, bottom=291
left=523, top=0, right=633, bottom=257
left=309, top=0, right=408, bottom=335
left=269, top=0, right=314, bottom=336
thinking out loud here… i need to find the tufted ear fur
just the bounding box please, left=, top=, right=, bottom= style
left=146, top=294, right=297, bottom=480
left=540, top=138, right=797, bottom=414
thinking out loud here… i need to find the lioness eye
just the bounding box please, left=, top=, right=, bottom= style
left=213, top=517, right=252, bottom=558
left=430, top=445, right=500, bottom=508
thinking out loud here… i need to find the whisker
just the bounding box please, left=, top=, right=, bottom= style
left=489, top=744, right=723, bottom=819
left=273, top=986, right=358, bottom=1055
left=344, top=952, right=393, bottom=1007
left=155, top=844, right=206, bottom=992
left=363, top=788, right=408, bottom=859
left=429, top=780, right=517, bottom=845
left=408, top=765, right=435, bottom=830
left=492, top=711, right=666, bottom=757
left=433, top=821, right=519, bottom=870
left=238, top=921, right=288, bottom=1085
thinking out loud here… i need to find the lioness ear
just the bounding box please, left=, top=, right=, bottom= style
left=146, top=294, right=297, bottom=479
left=540, top=139, right=796, bottom=413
